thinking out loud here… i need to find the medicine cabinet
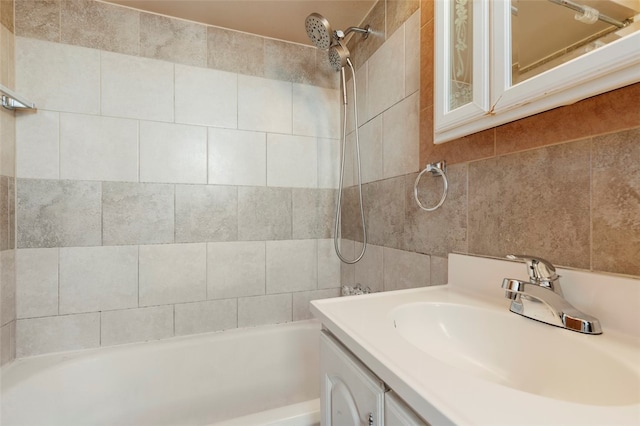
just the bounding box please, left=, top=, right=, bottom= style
left=434, top=0, right=640, bottom=144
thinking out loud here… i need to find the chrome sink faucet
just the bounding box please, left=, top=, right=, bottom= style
left=501, top=255, right=602, bottom=334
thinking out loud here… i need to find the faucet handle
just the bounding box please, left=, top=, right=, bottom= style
left=506, top=255, right=559, bottom=283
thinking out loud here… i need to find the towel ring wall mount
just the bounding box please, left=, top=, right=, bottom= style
left=414, top=161, right=448, bottom=212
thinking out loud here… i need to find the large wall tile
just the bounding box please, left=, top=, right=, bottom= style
left=101, top=305, right=173, bottom=346
left=1, top=24, right=15, bottom=89
left=266, top=239, right=317, bottom=294
left=468, top=141, right=591, bottom=269
left=0, top=176, right=8, bottom=251
left=404, top=163, right=468, bottom=257
left=16, top=110, right=59, bottom=180
left=237, top=293, right=292, bottom=328
left=59, top=245, right=138, bottom=314
left=16, top=37, right=100, bottom=114
left=430, top=256, right=448, bottom=286
left=317, top=138, right=340, bottom=189
left=139, top=243, right=207, bottom=306
left=139, top=121, right=207, bottom=184
left=175, top=184, right=237, bottom=243
left=101, top=52, right=174, bottom=122
left=342, top=132, right=356, bottom=188
left=175, top=65, right=237, bottom=128
left=317, top=239, right=341, bottom=289
left=59, top=113, right=138, bottom=182
left=140, top=13, right=206, bottom=67
left=292, top=188, right=335, bottom=239
left=383, top=92, right=419, bottom=179
left=592, top=129, right=640, bottom=276
left=267, top=134, right=317, bottom=188
left=264, top=39, right=316, bottom=85
left=0, top=108, right=16, bottom=177
left=7, top=178, right=14, bottom=250
left=293, top=288, right=340, bottom=321
left=16, top=312, right=100, bottom=357
left=175, top=299, right=237, bottom=336
left=354, top=242, right=383, bottom=292
left=207, top=26, right=264, bottom=76
left=237, top=186, right=292, bottom=241
left=207, top=241, right=265, bottom=299
left=238, top=75, right=292, bottom=133
left=292, top=84, right=340, bottom=139
left=340, top=186, right=364, bottom=242
left=387, top=0, right=420, bottom=38
left=102, top=182, right=174, bottom=245
left=404, top=10, right=421, bottom=97
left=0, top=321, right=14, bottom=365
left=61, top=0, right=139, bottom=55
left=16, top=248, right=58, bottom=319
left=383, top=247, right=429, bottom=291
left=15, top=0, right=61, bottom=42
left=364, top=176, right=405, bottom=248
left=345, top=64, right=368, bottom=134
left=17, top=179, right=101, bottom=248
left=208, top=128, right=266, bottom=187
left=339, top=239, right=355, bottom=286
left=367, top=25, right=405, bottom=119
left=359, top=115, right=383, bottom=184
left=0, top=250, right=15, bottom=325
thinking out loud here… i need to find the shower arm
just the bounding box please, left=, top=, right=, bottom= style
left=334, top=25, right=371, bottom=41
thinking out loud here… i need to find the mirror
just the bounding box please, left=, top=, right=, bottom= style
left=434, top=0, right=640, bottom=144
left=511, top=0, right=640, bottom=85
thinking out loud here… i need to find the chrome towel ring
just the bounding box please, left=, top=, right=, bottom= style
left=414, top=161, right=448, bottom=211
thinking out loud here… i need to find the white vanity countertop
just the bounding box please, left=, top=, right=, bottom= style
left=311, top=254, right=640, bottom=426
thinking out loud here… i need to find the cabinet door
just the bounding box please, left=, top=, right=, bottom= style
left=320, top=332, right=385, bottom=426
left=385, top=392, right=429, bottom=426
left=434, top=0, right=490, bottom=134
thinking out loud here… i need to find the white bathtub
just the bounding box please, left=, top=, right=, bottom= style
left=1, top=320, right=321, bottom=426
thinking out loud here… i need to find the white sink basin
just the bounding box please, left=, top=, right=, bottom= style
left=311, top=254, right=640, bottom=425
left=391, top=302, right=639, bottom=406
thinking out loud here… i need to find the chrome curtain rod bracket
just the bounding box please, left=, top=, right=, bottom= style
left=0, top=84, right=36, bottom=111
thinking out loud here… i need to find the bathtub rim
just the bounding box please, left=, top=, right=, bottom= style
left=1, top=319, right=321, bottom=390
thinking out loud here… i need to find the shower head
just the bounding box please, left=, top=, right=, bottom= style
left=305, top=13, right=332, bottom=49
left=328, top=42, right=350, bottom=72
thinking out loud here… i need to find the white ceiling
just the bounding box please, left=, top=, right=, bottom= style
left=106, top=0, right=376, bottom=46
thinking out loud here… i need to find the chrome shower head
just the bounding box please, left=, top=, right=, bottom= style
left=328, top=42, right=350, bottom=72
left=305, top=13, right=332, bottom=49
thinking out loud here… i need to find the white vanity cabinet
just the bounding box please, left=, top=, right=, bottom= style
left=385, top=392, right=429, bottom=426
left=320, top=331, right=429, bottom=426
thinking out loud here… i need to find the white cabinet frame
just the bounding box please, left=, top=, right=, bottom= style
left=434, top=0, right=640, bottom=144
left=434, top=0, right=490, bottom=133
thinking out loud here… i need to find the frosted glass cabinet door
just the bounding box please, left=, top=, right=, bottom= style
left=434, top=0, right=490, bottom=136
left=320, top=332, right=385, bottom=426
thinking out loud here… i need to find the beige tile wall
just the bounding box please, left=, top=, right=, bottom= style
left=0, top=14, right=16, bottom=365
left=340, top=0, right=640, bottom=286
left=10, top=0, right=351, bottom=358
left=15, top=0, right=339, bottom=89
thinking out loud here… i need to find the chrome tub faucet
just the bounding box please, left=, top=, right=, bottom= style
left=501, top=255, right=602, bottom=334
